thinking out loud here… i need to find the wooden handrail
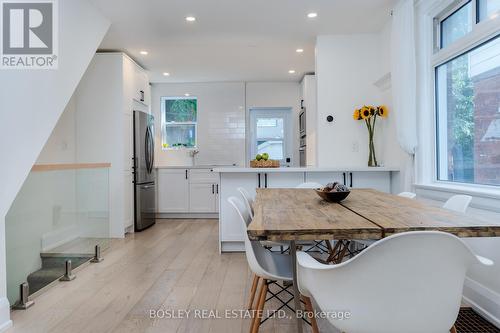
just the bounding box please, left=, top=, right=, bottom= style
left=31, top=163, right=111, bottom=172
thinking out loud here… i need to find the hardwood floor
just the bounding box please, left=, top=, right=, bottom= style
left=7, top=219, right=319, bottom=333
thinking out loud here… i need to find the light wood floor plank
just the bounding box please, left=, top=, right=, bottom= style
left=7, top=219, right=326, bottom=333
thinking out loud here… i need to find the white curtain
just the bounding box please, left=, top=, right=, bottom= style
left=391, top=0, right=418, bottom=155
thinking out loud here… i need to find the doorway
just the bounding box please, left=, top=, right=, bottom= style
left=248, top=108, right=293, bottom=165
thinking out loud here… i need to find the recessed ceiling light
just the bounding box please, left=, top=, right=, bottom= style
left=163, top=72, right=170, bottom=76
left=296, top=48, right=304, bottom=53
left=184, top=93, right=190, bottom=97
left=140, top=50, right=148, bottom=55
left=185, top=16, right=196, bottom=22
left=307, top=12, right=318, bottom=18
left=288, top=70, right=296, bottom=74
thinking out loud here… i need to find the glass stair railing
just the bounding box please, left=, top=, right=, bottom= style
left=5, top=164, right=111, bottom=307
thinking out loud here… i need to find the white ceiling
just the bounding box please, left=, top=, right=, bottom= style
left=89, top=0, right=396, bottom=83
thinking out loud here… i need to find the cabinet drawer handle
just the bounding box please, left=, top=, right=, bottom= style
left=216, top=184, right=219, bottom=194
left=349, top=172, right=353, bottom=188
left=212, top=184, right=215, bottom=194
left=185, top=170, right=188, bottom=179
left=264, top=173, right=268, bottom=188
left=343, top=172, right=346, bottom=185
left=258, top=173, right=261, bottom=188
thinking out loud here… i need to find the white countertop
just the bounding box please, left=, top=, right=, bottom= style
left=155, top=165, right=236, bottom=169
left=214, top=166, right=400, bottom=173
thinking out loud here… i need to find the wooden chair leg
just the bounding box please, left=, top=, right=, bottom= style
left=303, top=296, right=319, bottom=333
left=250, top=279, right=268, bottom=333
left=450, top=325, right=457, bottom=333
left=248, top=274, right=260, bottom=310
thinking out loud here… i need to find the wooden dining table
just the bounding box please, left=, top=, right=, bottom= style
left=247, top=188, right=500, bottom=333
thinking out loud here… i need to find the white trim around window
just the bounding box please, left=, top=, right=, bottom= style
left=415, top=0, right=500, bottom=207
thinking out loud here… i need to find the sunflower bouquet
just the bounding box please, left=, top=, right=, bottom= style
left=353, top=105, right=389, bottom=167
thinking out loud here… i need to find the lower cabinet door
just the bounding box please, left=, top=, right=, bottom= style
left=265, top=172, right=304, bottom=188
left=157, top=169, right=189, bottom=212
left=350, top=172, right=391, bottom=193
left=189, top=183, right=216, bottom=212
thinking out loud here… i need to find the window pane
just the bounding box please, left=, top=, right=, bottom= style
left=257, top=140, right=283, bottom=160
left=441, top=2, right=473, bottom=48
left=436, top=36, right=500, bottom=186
left=256, top=118, right=284, bottom=139
left=478, top=0, right=500, bottom=21
left=164, top=124, right=196, bottom=148
left=164, top=98, right=197, bottom=122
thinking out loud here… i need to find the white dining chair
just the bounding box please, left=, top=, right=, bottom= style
left=443, top=194, right=472, bottom=214
left=398, top=191, right=417, bottom=199
left=237, top=187, right=256, bottom=218
left=237, top=187, right=289, bottom=252
left=296, top=182, right=324, bottom=189
left=297, top=231, right=493, bottom=333
left=228, top=196, right=318, bottom=333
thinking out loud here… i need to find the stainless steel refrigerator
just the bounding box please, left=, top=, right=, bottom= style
left=133, top=111, right=156, bottom=231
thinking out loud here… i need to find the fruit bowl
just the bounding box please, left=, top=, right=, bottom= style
left=315, top=189, right=350, bottom=202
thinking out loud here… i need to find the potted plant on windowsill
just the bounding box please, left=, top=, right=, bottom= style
left=353, top=105, right=389, bottom=167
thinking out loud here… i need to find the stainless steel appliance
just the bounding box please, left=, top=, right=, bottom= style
left=299, top=105, right=307, bottom=167
left=299, top=137, right=307, bottom=167
left=133, top=111, right=156, bottom=231
left=299, top=108, right=306, bottom=138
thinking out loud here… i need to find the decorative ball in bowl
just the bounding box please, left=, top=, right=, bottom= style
left=315, top=182, right=350, bottom=203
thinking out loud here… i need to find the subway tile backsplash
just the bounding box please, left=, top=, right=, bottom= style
left=152, top=82, right=246, bottom=167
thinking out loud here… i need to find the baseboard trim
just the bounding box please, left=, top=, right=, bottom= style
left=463, top=277, right=500, bottom=328
left=0, top=297, right=12, bottom=332
left=220, top=241, right=244, bottom=253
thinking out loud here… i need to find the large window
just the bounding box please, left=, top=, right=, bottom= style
left=161, top=97, right=197, bottom=149
left=435, top=1, right=500, bottom=186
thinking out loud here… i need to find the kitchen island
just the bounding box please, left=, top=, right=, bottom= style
left=214, top=166, right=400, bottom=252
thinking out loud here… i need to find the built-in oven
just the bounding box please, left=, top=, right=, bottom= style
left=299, top=108, right=306, bottom=138
left=299, top=136, right=306, bottom=167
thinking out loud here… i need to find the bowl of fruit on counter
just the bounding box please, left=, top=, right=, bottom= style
left=315, top=182, right=351, bottom=202
left=250, top=153, right=280, bottom=168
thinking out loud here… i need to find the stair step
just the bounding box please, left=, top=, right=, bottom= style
left=27, top=256, right=92, bottom=295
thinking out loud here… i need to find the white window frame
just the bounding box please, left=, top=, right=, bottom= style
left=415, top=0, right=500, bottom=200
left=160, top=96, right=198, bottom=150
left=247, top=107, right=293, bottom=164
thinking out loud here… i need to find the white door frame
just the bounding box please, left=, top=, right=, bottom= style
left=247, top=107, right=293, bottom=165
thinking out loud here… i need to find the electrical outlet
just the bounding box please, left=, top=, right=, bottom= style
left=352, top=141, right=359, bottom=153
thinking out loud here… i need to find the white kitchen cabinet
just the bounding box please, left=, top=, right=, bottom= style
left=349, top=172, right=391, bottom=193
left=157, top=169, right=189, bottom=212
left=75, top=52, right=149, bottom=237
left=305, top=172, right=345, bottom=186
left=264, top=172, right=304, bottom=188
left=219, top=173, right=258, bottom=247
left=189, top=183, right=217, bottom=212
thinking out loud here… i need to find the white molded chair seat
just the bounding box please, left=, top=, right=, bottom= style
left=398, top=191, right=417, bottom=199
left=228, top=196, right=293, bottom=281
left=443, top=195, right=472, bottom=213
left=297, top=231, right=493, bottom=333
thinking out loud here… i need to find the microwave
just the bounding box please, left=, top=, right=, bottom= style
left=299, top=108, right=306, bottom=138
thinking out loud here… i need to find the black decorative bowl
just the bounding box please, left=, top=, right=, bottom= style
left=315, top=189, right=350, bottom=203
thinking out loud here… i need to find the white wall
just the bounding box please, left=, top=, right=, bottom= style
left=246, top=82, right=301, bottom=166
left=152, top=82, right=246, bottom=167
left=315, top=34, right=404, bottom=172
left=36, top=95, right=77, bottom=164
left=0, top=0, right=109, bottom=329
